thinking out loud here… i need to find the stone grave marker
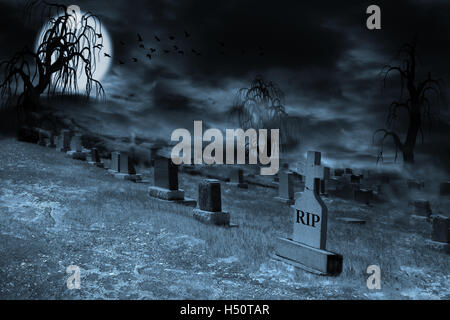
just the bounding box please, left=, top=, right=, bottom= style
left=354, top=189, right=373, bottom=205
left=193, top=179, right=230, bottom=226
left=439, top=182, right=450, bottom=196
left=345, top=168, right=353, bottom=175
left=66, top=134, right=86, bottom=160
left=274, top=171, right=295, bottom=204
left=112, top=152, right=142, bottom=182
left=148, top=156, right=195, bottom=206
left=320, top=167, right=331, bottom=195
left=88, top=148, right=104, bottom=168
left=47, top=133, right=56, bottom=148
left=334, top=168, right=344, bottom=177
left=427, top=215, right=450, bottom=253
left=229, top=168, right=248, bottom=189
left=37, top=130, right=47, bottom=146
left=411, top=199, right=432, bottom=219
left=57, top=130, right=72, bottom=152
left=110, top=152, right=120, bottom=173
left=273, top=151, right=343, bottom=275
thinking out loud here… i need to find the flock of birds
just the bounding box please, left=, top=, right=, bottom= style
left=98, top=30, right=266, bottom=65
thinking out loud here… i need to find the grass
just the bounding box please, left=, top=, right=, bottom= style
left=0, top=136, right=449, bottom=299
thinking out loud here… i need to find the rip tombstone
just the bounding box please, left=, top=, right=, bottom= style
left=273, top=151, right=343, bottom=276
left=148, top=156, right=196, bottom=206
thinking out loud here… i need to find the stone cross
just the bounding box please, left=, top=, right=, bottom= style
left=292, top=151, right=327, bottom=250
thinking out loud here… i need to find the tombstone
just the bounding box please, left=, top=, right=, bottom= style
left=407, top=179, right=425, bottom=190
left=273, top=151, right=343, bottom=276
left=66, top=133, right=86, bottom=160
left=320, top=167, right=331, bottom=195
left=37, top=131, right=47, bottom=146
left=411, top=199, right=432, bottom=219
left=345, top=168, right=353, bottom=175
left=354, top=189, right=373, bottom=205
left=112, top=152, right=141, bottom=182
left=193, top=179, right=230, bottom=226
left=57, top=130, right=72, bottom=152
left=229, top=168, right=248, bottom=189
left=439, top=182, right=450, bottom=196
left=431, top=216, right=450, bottom=243
left=148, top=156, right=195, bottom=206
left=88, top=148, right=104, bottom=168
left=46, top=133, right=56, bottom=148
left=350, top=174, right=362, bottom=184
left=334, top=169, right=344, bottom=177
left=274, top=171, right=294, bottom=204
left=149, top=146, right=161, bottom=167
left=110, top=151, right=120, bottom=172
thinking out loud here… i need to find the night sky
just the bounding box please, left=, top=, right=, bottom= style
left=1, top=0, right=450, bottom=171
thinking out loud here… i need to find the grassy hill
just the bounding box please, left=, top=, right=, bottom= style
left=0, top=137, right=448, bottom=299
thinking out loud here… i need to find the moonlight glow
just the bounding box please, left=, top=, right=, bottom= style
left=35, top=7, right=113, bottom=93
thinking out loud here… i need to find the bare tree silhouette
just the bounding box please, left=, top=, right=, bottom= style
left=373, top=40, right=445, bottom=165
left=230, top=75, right=299, bottom=153
left=0, top=1, right=105, bottom=124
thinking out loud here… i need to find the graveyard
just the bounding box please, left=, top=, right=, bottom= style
left=0, top=136, right=448, bottom=299
left=0, top=0, right=449, bottom=302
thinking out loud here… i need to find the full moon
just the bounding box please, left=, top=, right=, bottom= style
left=35, top=6, right=113, bottom=93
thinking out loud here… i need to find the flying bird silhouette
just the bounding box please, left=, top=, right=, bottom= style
left=146, top=54, right=152, bottom=59
left=178, top=50, right=184, bottom=55
left=169, top=35, right=175, bottom=40
left=119, top=60, right=125, bottom=64
left=150, top=48, right=156, bottom=53
left=184, top=30, right=190, bottom=38
left=131, top=57, right=138, bottom=62
left=139, top=44, right=145, bottom=49
left=155, top=35, right=161, bottom=42
left=218, top=41, right=225, bottom=47
left=173, top=45, right=178, bottom=51
left=137, top=33, right=143, bottom=42
left=119, top=40, right=125, bottom=46
left=163, top=49, right=170, bottom=54
left=103, top=53, right=111, bottom=58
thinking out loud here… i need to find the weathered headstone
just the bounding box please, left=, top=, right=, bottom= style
left=273, top=151, right=343, bottom=275
left=66, top=133, right=86, bottom=160
left=320, top=167, right=331, bottom=195
left=229, top=168, right=248, bottom=189
left=334, top=169, right=344, bottom=177
left=411, top=199, right=432, bottom=219
left=354, top=189, right=373, bottom=205
left=148, top=156, right=195, bottom=205
left=37, top=131, right=47, bottom=146
left=57, top=130, right=72, bottom=152
left=110, top=152, right=120, bottom=172
left=274, top=171, right=294, bottom=204
left=88, top=148, right=104, bottom=168
left=439, top=182, right=450, bottom=196
left=345, top=168, right=353, bottom=175
left=431, top=215, right=450, bottom=243
left=193, top=179, right=230, bottom=226
left=112, top=152, right=141, bottom=182
left=46, top=133, right=56, bottom=148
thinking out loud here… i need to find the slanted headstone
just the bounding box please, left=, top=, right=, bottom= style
left=229, top=168, right=248, bottom=189
left=439, top=182, right=450, bottom=196
left=273, top=151, right=343, bottom=275
left=354, top=189, right=373, bottom=205
left=274, top=171, right=294, bottom=204
left=148, top=156, right=195, bottom=206
left=88, top=148, right=104, bottom=168
left=193, top=179, right=230, bottom=226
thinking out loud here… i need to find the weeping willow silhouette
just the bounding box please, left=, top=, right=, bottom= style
left=0, top=1, right=105, bottom=124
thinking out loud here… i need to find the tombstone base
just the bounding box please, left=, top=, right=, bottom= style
left=426, top=240, right=450, bottom=254
left=192, top=209, right=230, bottom=226
left=58, top=147, right=70, bottom=153
left=336, top=217, right=366, bottom=224
left=410, top=215, right=431, bottom=222
left=88, top=161, right=104, bottom=168
left=229, top=182, right=248, bottom=189
left=148, top=186, right=185, bottom=201
left=273, top=237, right=343, bottom=276
left=66, top=151, right=87, bottom=161
left=114, top=173, right=142, bottom=182
left=273, top=197, right=295, bottom=205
